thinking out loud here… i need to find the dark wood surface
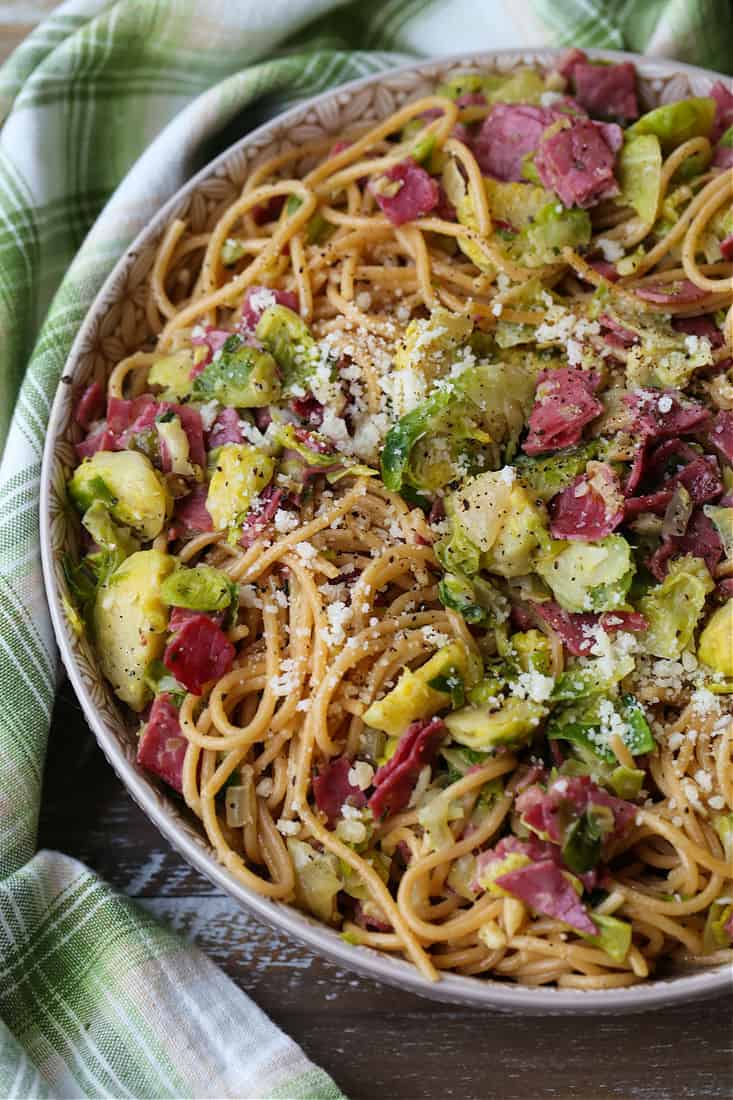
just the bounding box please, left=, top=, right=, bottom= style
left=39, top=679, right=733, bottom=1100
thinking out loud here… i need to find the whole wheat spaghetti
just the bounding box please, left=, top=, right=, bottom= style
left=66, top=52, right=733, bottom=988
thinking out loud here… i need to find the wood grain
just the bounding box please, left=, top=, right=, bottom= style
left=39, top=680, right=733, bottom=1100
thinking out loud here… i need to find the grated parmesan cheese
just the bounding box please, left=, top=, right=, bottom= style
left=294, top=541, right=318, bottom=562
left=321, top=600, right=351, bottom=648
left=596, top=237, right=625, bottom=263
left=421, top=625, right=449, bottom=648
left=248, top=286, right=276, bottom=315
left=197, top=400, right=220, bottom=431
left=690, top=687, right=721, bottom=717
left=512, top=670, right=555, bottom=704
left=273, top=508, right=299, bottom=534
left=348, top=761, right=375, bottom=790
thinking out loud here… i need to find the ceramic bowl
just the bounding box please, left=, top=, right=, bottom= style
left=41, top=47, right=733, bottom=1013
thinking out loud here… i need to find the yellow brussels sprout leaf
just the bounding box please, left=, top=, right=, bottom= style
left=617, top=134, right=662, bottom=225
left=640, top=555, right=714, bottom=660
left=698, top=601, right=733, bottom=677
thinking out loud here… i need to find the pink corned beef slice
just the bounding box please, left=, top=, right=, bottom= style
left=163, top=613, right=235, bottom=695
left=531, top=601, right=647, bottom=656
left=170, top=484, right=213, bottom=538
left=475, top=830, right=602, bottom=897
left=475, top=835, right=575, bottom=883
left=137, top=693, right=187, bottom=793
left=481, top=835, right=557, bottom=869
left=624, top=438, right=723, bottom=520
left=648, top=509, right=724, bottom=581
left=207, top=406, right=243, bottom=448
left=291, top=391, right=325, bottom=426
left=721, top=232, right=733, bottom=260
left=535, top=118, right=622, bottom=208
left=75, top=381, right=105, bottom=429
left=672, top=315, right=724, bottom=348
left=190, top=327, right=230, bottom=374
left=624, top=389, right=711, bottom=439
left=454, top=91, right=487, bottom=109
left=353, top=901, right=392, bottom=932
left=523, top=368, right=603, bottom=455
left=624, top=442, right=647, bottom=496
left=600, top=313, right=639, bottom=348
left=635, top=279, right=707, bottom=305
left=168, top=606, right=225, bottom=632
left=494, top=859, right=597, bottom=934
left=474, top=833, right=602, bottom=907
left=714, top=145, right=733, bottom=169
left=654, top=449, right=722, bottom=504
left=556, top=48, right=588, bottom=81
left=371, top=159, right=439, bottom=226
left=510, top=763, right=548, bottom=796
left=240, top=285, right=299, bottom=329
left=292, top=426, right=333, bottom=454
left=368, top=717, right=446, bottom=819
left=517, top=774, right=635, bottom=846
left=251, top=194, right=285, bottom=226
left=433, top=184, right=458, bottom=222
left=104, top=394, right=205, bottom=467
left=710, top=410, right=733, bottom=465
left=549, top=462, right=624, bottom=540
left=711, top=81, right=733, bottom=141
left=472, top=104, right=561, bottom=182
left=75, top=427, right=117, bottom=459
left=239, top=486, right=283, bottom=548
left=313, top=757, right=367, bottom=825
left=165, top=405, right=205, bottom=467
left=648, top=438, right=721, bottom=495
left=571, top=61, right=638, bottom=121
left=107, top=393, right=156, bottom=436
left=588, top=259, right=619, bottom=282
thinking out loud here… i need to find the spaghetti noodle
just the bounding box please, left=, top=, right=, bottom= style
left=66, top=53, right=733, bottom=989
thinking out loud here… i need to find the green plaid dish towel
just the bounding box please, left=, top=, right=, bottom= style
left=0, top=1, right=731, bottom=1096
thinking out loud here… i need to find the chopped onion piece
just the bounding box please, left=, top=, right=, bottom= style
left=661, top=483, right=693, bottom=539
left=629, top=514, right=664, bottom=536
left=225, top=775, right=255, bottom=828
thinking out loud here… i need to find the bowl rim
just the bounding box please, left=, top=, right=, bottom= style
left=41, top=45, right=733, bottom=1014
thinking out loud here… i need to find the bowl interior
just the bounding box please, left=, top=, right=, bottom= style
left=41, top=47, right=733, bottom=1013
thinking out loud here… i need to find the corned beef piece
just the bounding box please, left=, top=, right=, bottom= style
left=163, top=613, right=235, bottom=695
left=572, top=60, right=638, bottom=121
left=313, top=756, right=367, bottom=826
left=530, top=601, right=647, bottom=656
left=535, top=118, right=622, bottom=208
left=137, top=693, right=187, bottom=793
left=368, top=717, right=446, bottom=819
left=523, top=368, right=603, bottom=455
left=370, top=158, right=439, bottom=226
left=549, top=462, right=624, bottom=540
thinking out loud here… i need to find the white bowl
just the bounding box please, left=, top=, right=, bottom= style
left=41, top=47, right=733, bottom=1013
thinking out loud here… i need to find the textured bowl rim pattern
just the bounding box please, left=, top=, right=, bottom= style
left=41, top=47, right=733, bottom=1014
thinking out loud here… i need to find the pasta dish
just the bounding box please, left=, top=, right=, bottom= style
left=64, top=51, right=733, bottom=989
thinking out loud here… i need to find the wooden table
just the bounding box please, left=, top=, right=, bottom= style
left=0, top=2, right=56, bottom=62
left=4, top=6, right=731, bottom=1097
left=40, top=680, right=733, bottom=1100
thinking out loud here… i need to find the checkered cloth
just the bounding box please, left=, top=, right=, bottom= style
left=1, top=1, right=730, bottom=1095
